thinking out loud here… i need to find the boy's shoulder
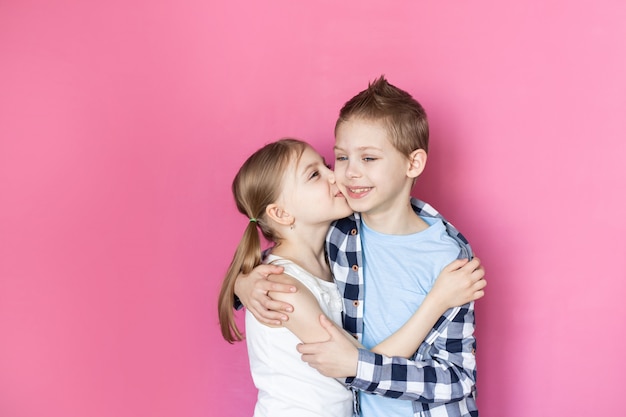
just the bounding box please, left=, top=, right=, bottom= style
left=410, top=197, right=441, bottom=218
left=326, top=214, right=360, bottom=255
left=330, top=213, right=359, bottom=233
left=411, top=197, right=472, bottom=255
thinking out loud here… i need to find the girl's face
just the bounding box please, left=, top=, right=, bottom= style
left=279, top=146, right=352, bottom=228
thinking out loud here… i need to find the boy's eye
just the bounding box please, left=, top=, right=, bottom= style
left=363, top=157, right=377, bottom=162
left=336, top=156, right=348, bottom=162
left=309, top=170, right=320, bottom=179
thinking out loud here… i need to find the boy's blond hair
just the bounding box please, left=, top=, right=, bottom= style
left=335, top=75, right=429, bottom=157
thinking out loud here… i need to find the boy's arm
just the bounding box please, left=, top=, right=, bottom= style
left=372, top=258, right=484, bottom=358
left=234, top=264, right=297, bottom=325
left=296, top=257, right=483, bottom=363
left=298, top=302, right=477, bottom=402
left=351, top=303, right=477, bottom=402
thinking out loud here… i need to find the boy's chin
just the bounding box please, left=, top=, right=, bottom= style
left=345, top=200, right=370, bottom=213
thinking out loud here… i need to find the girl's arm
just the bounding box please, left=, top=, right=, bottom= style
left=268, top=274, right=340, bottom=343
left=372, top=257, right=485, bottom=358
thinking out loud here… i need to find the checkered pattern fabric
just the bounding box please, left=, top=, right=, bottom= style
left=326, top=198, right=479, bottom=417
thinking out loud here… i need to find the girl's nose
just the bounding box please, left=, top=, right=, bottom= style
left=328, top=171, right=336, bottom=184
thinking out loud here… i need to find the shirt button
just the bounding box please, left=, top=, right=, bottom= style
left=351, top=265, right=359, bottom=271
left=350, top=228, right=357, bottom=235
left=353, top=300, right=360, bottom=307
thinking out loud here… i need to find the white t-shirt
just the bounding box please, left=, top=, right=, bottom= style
left=245, top=255, right=353, bottom=417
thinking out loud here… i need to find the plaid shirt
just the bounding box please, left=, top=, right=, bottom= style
left=326, top=198, right=478, bottom=417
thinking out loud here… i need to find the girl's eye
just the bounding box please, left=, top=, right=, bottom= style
left=336, top=156, right=347, bottom=162
left=310, top=170, right=320, bottom=179
left=363, top=157, right=377, bottom=162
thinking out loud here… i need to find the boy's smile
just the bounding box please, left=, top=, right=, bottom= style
left=344, top=186, right=373, bottom=199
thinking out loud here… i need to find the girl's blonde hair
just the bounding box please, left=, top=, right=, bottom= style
left=218, top=138, right=308, bottom=343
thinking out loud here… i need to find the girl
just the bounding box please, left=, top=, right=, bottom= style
left=218, top=139, right=484, bottom=417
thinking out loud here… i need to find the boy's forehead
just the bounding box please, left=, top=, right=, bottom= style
left=335, top=119, right=390, bottom=148
left=340, top=116, right=386, bottom=129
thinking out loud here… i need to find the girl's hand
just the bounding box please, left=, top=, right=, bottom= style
left=234, top=264, right=297, bottom=325
left=431, top=257, right=486, bottom=309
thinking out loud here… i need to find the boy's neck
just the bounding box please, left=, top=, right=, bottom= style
left=361, top=200, right=428, bottom=235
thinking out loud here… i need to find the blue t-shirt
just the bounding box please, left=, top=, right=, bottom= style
left=360, top=216, right=461, bottom=417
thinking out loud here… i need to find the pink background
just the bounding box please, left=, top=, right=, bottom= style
left=1, top=1, right=625, bottom=416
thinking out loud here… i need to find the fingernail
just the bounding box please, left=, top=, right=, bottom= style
left=290, top=287, right=296, bottom=292
left=285, top=307, right=293, bottom=312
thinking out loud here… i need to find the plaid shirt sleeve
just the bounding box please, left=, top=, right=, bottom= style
left=347, top=301, right=477, bottom=403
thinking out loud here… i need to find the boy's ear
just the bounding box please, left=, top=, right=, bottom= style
left=407, top=149, right=427, bottom=179
left=266, top=204, right=293, bottom=226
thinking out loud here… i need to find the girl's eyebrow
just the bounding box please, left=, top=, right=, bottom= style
left=299, top=161, right=318, bottom=176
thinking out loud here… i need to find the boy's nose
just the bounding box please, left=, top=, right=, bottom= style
left=328, top=172, right=336, bottom=184
left=345, top=162, right=361, bottom=178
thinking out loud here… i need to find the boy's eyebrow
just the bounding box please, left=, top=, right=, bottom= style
left=333, top=145, right=383, bottom=152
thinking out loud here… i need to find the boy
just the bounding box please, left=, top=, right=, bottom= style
left=236, top=77, right=481, bottom=417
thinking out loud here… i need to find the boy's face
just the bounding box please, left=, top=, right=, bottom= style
left=333, top=118, right=414, bottom=217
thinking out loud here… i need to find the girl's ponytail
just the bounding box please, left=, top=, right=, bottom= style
left=218, top=220, right=262, bottom=343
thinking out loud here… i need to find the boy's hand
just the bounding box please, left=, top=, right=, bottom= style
left=431, top=257, right=486, bottom=309
left=296, top=315, right=359, bottom=378
left=234, top=264, right=296, bottom=325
